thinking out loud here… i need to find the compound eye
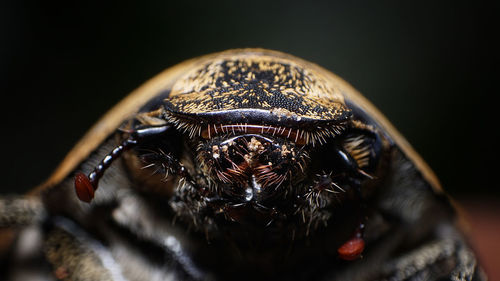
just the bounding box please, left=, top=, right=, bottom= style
left=335, top=149, right=359, bottom=173
left=310, top=130, right=380, bottom=182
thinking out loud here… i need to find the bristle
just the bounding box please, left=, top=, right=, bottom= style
left=165, top=111, right=347, bottom=145
left=343, top=135, right=372, bottom=168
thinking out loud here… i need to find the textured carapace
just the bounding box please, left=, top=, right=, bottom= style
left=163, top=54, right=352, bottom=146
left=167, top=55, right=350, bottom=121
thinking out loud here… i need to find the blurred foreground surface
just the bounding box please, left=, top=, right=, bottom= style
left=460, top=198, right=500, bottom=281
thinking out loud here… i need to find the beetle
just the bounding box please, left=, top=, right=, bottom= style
left=0, top=49, right=485, bottom=281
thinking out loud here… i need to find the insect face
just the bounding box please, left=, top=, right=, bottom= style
left=196, top=133, right=308, bottom=201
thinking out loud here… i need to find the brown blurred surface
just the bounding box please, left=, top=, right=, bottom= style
left=460, top=199, right=500, bottom=281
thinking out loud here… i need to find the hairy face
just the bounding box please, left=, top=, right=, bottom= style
left=196, top=129, right=309, bottom=203
left=117, top=55, right=383, bottom=240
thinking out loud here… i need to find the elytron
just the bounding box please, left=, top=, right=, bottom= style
left=0, top=49, right=485, bottom=280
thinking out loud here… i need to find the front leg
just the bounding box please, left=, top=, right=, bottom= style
left=379, top=223, right=486, bottom=281
left=108, top=191, right=209, bottom=281
left=44, top=218, right=122, bottom=281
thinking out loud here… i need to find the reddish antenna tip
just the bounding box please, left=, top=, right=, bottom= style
left=74, top=172, right=95, bottom=203
left=338, top=237, right=365, bottom=261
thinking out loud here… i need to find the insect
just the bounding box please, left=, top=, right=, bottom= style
left=0, top=49, right=485, bottom=281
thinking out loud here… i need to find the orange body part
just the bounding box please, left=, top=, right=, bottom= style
left=338, top=237, right=365, bottom=261
left=74, top=172, right=94, bottom=203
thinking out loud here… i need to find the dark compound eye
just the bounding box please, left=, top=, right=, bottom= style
left=335, top=149, right=359, bottom=173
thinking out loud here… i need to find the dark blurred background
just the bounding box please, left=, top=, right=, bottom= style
left=1, top=0, right=498, bottom=278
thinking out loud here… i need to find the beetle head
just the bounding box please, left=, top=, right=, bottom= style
left=76, top=53, right=381, bottom=241
left=147, top=55, right=365, bottom=229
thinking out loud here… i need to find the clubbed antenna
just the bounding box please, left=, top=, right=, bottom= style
left=74, top=125, right=170, bottom=203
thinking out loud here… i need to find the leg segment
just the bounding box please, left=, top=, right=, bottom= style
left=0, top=196, right=45, bottom=227
left=44, top=218, right=123, bottom=281
left=379, top=224, right=485, bottom=281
